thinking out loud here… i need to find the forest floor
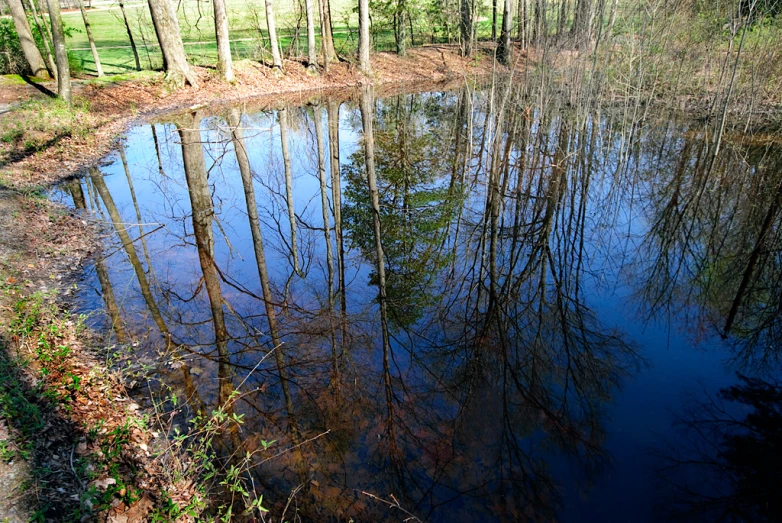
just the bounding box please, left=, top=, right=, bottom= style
left=0, top=44, right=517, bottom=522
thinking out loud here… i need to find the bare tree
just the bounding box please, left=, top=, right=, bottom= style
left=305, top=0, right=318, bottom=70
left=317, top=0, right=337, bottom=66
left=264, top=0, right=283, bottom=70
left=212, top=0, right=234, bottom=81
left=147, top=0, right=198, bottom=87
left=8, top=0, right=48, bottom=77
left=358, top=0, right=370, bottom=72
left=76, top=0, right=103, bottom=76
left=118, top=0, right=141, bottom=71
left=460, top=0, right=473, bottom=56
left=278, top=107, right=301, bottom=274
left=46, top=0, right=71, bottom=102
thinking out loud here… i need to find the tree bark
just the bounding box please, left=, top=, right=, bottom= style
left=8, top=0, right=48, bottom=77
left=76, top=0, right=103, bottom=76
left=317, top=0, right=337, bottom=66
left=497, top=0, right=512, bottom=64
left=264, top=0, right=283, bottom=69
left=304, top=0, right=317, bottom=70
left=212, top=0, right=234, bottom=81
left=460, top=0, right=473, bottom=56
left=396, top=0, right=406, bottom=56
left=358, top=0, right=370, bottom=72
left=46, top=0, right=71, bottom=103
left=147, top=0, right=198, bottom=87
left=119, top=1, right=141, bottom=71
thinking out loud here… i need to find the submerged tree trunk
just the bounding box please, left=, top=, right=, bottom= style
left=26, top=0, right=56, bottom=78
left=46, top=0, right=71, bottom=102
left=304, top=0, right=318, bottom=70
left=264, top=0, right=283, bottom=69
left=358, top=0, right=370, bottom=72
left=212, top=0, right=234, bottom=81
left=8, top=0, right=48, bottom=78
left=119, top=1, right=141, bottom=71
left=147, top=0, right=198, bottom=87
left=76, top=0, right=103, bottom=76
left=497, top=0, right=513, bottom=64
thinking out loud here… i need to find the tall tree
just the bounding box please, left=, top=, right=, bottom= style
left=460, top=0, right=473, bottom=56
left=76, top=0, right=103, bottom=76
left=264, top=0, right=283, bottom=70
left=396, top=0, right=407, bottom=56
left=212, top=0, right=234, bottom=81
left=147, top=0, right=198, bottom=87
left=118, top=0, right=141, bottom=71
left=317, top=0, right=337, bottom=66
left=278, top=107, right=301, bottom=274
left=305, top=0, right=318, bottom=70
left=8, top=0, right=48, bottom=78
left=46, top=0, right=71, bottom=102
left=358, top=0, right=370, bottom=72
left=497, top=0, right=513, bottom=64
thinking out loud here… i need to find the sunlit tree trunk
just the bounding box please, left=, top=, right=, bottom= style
left=46, top=0, right=71, bottom=102
left=278, top=108, right=301, bottom=274
left=358, top=0, right=370, bottom=72
left=264, top=0, right=283, bottom=69
left=147, top=0, right=198, bottom=87
left=8, top=0, right=48, bottom=78
left=118, top=1, right=141, bottom=71
left=317, top=0, right=337, bottom=66
left=304, top=0, right=318, bottom=70
left=25, top=0, right=56, bottom=78
left=76, top=0, right=103, bottom=76
left=212, top=0, right=234, bottom=81
left=396, top=0, right=407, bottom=56
left=227, top=109, right=298, bottom=429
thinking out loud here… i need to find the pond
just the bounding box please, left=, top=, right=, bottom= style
left=57, top=83, right=782, bottom=522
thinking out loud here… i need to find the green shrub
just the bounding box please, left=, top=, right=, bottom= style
left=0, top=18, right=30, bottom=75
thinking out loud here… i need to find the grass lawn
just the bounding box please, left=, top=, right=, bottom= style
left=58, top=0, right=496, bottom=76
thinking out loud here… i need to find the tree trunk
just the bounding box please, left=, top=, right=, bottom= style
left=264, top=0, right=283, bottom=69
left=278, top=108, right=301, bottom=274
left=327, top=100, right=346, bottom=334
left=534, top=0, right=547, bottom=44
left=358, top=0, right=370, bottom=72
left=147, top=0, right=198, bottom=87
left=25, top=0, right=56, bottom=78
left=492, top=0, right=497, bottom=40
left=227, top=109, right=298, bottom=428
left=304, top=0, right=317, bottom=70
left=396, top=0, right=407, bottom=56
left=212, top=0, right=234, bottom=81
left=460, top=0, right=472, bottom=56
left=497, top=0, right=512, bottom=64
left=76, top=0, right=103, bottom=76
left=46, top=0, right=71, bottom=102
left=317, top=0, right=337, bottom=66
left=119, top=1, right=141, bottom=71
left=8, top=0, right=48, bottom=77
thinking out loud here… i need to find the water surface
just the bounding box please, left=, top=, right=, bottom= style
left=58, top=84, right=782, bottom=521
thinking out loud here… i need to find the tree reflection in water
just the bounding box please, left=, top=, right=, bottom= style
left=63, top=85, right=782, bottom=521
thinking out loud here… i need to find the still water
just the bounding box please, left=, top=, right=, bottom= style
left=58, top=84, right=782, bottom=521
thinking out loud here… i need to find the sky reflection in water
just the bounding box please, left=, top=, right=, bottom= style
left=59, top=85, right=782, bottom=522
